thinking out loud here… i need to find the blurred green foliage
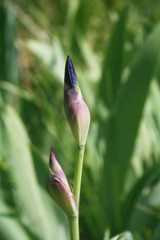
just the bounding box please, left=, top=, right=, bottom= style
left=1, top=0, right=160, bottom=239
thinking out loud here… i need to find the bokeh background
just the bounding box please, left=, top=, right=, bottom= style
left=1, top=0, right=160, bottom=239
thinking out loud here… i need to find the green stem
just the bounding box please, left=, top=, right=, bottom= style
left=69, top=217, right=79, bottom=240
left=69, top=146, right=85, bottom=240
left=73, top=146, right=85, bottom=204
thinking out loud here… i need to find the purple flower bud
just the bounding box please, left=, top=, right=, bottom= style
left=64, top=56, right=90, bottom=147
left=46, top=148, right=78, bottom=217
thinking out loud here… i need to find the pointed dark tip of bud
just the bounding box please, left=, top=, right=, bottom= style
left=49, top=146, right=54, bottom=167
left=65, top=55, right=77, bottom=88
left=50, top=146, right=54, bottom=154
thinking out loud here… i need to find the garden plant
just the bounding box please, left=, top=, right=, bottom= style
left=1, top=1, right=160, bottom=240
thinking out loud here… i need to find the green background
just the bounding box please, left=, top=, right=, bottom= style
left=1, top=0, right=160, bottom=239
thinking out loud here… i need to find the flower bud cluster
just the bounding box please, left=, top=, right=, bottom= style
left=47, top=56, right=90, bottom=217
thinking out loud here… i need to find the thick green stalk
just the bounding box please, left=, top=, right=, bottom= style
left=69, top=217, right=79, bottom=240
left=73, top=146, right=85, bottom=204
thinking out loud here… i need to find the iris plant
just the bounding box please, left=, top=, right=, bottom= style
left=47, top=56, right=90, bottom=240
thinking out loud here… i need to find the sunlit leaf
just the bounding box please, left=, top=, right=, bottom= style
left=27, top=38, right=65, bottom=83
left=111, top=231, right=133, bottom=240
left=0, top=200, right=31, bottom=240
left=1, top=105, right=63, bottom=240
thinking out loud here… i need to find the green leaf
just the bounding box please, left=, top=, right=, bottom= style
left=103, top=229, right=110, bottom=240
left=152, top=221, right=160, bottom=240
left=0, top=81, right=34, bottom=101
left=101, top=22, right=160, bottom=231
left=0, top=105, right=62, bottom=240
left=0, top=200, right=31, bottom=240
left=27, top=38, right=65, bottom=83
left=0, top=3, right=19, bottom=102
left=99, top=7, right=128, bottom=107
left=111, top=231, right=133, bottom=240
left=123, top=167, right=158, bottom=228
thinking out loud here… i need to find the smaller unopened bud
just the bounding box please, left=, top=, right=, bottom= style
left=46, top=147, right=78, bottom=217
left=64, top=56, right=90, bottom=147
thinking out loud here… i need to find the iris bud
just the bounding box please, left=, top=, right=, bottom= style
left=64, top=56, right=90, bottom=147
left=46, top=148, right=78, bottom=217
